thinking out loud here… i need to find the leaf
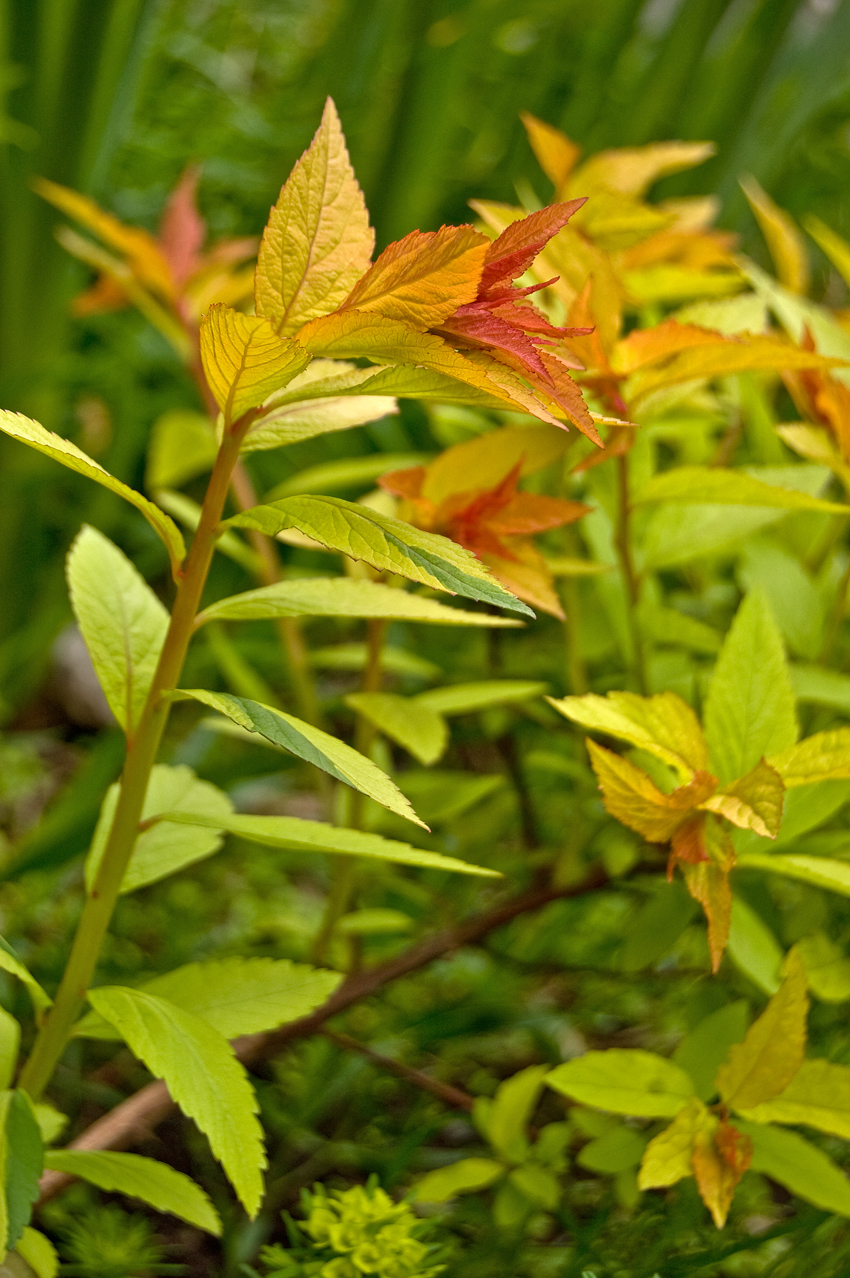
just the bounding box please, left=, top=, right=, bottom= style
left=737, top=852, right=850, bottom=897
left=546, top=1049, right=695, bottom=1118
left=340, top=225, right=488, bottom=327
left=741, top=176, right=809, bottom=295
left=704, top=591, right=797, bottom=785
left=486, top=1066, right=549, bottom=1161
left=791, top=664, right=850, bottom=715
left=346, top=692, right=447, bottom=766
left=715, top=949, right=808, bottom=1111
left=4, top=1091, right=43, bottom=1253
left=414, top=1158, right=504, bottom=1203
left=635, top=465, right=850, bottom=516
left=42, top=1150, right=221, bottom=1234
left=173, top=690, right=426, bottom=828
left=627, top=337, right=846, bottom=405
left=620, top=882, right=700, bottom=973
left=571, top=141, right=715, bottom=198
left=417, top=680, right=546, bottom=716
left=691, top=1117, right=752, bottom=1228
left=0, top=940, right=50, bottom=1014
left=255, top=97, right=374, bottom=335
left=199, top=304, right=311, bottom=424
left=16, top=1228, right=58, bottom=1278
left=673, top=1003, right=750, bottom=1103
left=727, top=897, right=783, bottom=996
left=149, top=810, right=499, bottom=877
left=222, top=494, right=533, bottom=615
left=85, top=764, right=234, bottom=894
left=739, top=1121, right=850, bottom=1216
left=549, top=690, right=708, bottom=777
left=67, top=526, right=169, bottom=734
left=0, top=1011, right=19, bottom=1093
left=585, top=741, right=716, bottom=843
left=768, top=729, right=850, bottom=787
left=681, top=855, right=733, bottom=974
left=737, top=538, right=824, bottom=663
left=796, top=933, right=850, bottom=1003
left=738, top=1059, right=850, bottom=1139
left=266, top=453, right=430, bottom=499
left=196, top=578, right=523, bottom=628
left=88, top=987, right=265, bottom=1217
left=577, top=1125, right=646, bottom=1174
left=638, top=1098, right=712, bottom=1190
left=804, top=214, right=850, bottom=292
left=242, top=393, right=398, bottom=452
left=520, top=112, right=580, bottom=193
left=420, top=424, right=574, bottom=506
left=0, top=411, right=185, bottom=576
left=701, top=761, right=784, bottom=839
left=145, top=410, right=218, bottom=491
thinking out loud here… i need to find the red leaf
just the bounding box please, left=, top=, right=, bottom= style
left=159, top=165, right=206, bottom=288
left=489, top=492, right=590, bottom=535
left=378, top=465, right=427, bottom=500
left=479, top=200, right=586, bottom=294
left=440, top=307, right=550, bottom=380
left=536, top=352, right=603, bottom=443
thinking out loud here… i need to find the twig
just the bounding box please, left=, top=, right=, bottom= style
left=37, top=867, right=607, bottom=1204
left=322, top=1029, right=474, bottom=1111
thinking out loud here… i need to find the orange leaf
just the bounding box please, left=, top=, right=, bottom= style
left=483, top=541, right=565, bottom=619
left=681, top=857, right=732, bottom=973
left=692, top=1119, right=752, bottom=1228
left=158, top=165, right=206, bottom=288
left=586, top=740, right=716, bottom=843
left=715, top=948, right=808, bottom=1109
left=612, top=318, right=732, bottom=375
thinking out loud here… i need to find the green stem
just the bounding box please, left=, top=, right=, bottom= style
left=820, top=548, right=850, bottom=664
left=18, top=428, right=245, bottom=1101
left=614, top=453, right=648, bottom=695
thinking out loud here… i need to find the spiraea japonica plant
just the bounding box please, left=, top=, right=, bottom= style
left=6, top=97, right=850, bottom=1272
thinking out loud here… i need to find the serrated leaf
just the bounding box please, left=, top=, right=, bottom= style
left=85, top=764, right=234, bottom=894
left=3, top=1090, right=43, bottom=1253
left=673, top=1002, right=750, bottom=1102
left=200, top=304, right=311, bottom=425
left=549, top=690, right=708, bottom=777
left=222, top=494, right=533, bottom=615
left=255, top=98, right=373, bottom=335
left=585, top=741, right=716, bottom=842
left=546, top=1049, right=694, bottom=1118
left=739, top=1121, right=850, bottom=1216
left=701, top=760, right=784, bottom=838
left=635, top=465, right=850, bottom=515
left=768, top=728, right=850, bottom=787
left=417, top=681, right=546, bottom=716
left=42, top=1151, right=221, bottom=1234
left=681, top=851, right=733, bottom=973
left=737, top=852, right=850, bottom=897
left=638, top=1097, right=712, bottom=1190
left=16, top=1227, right=58, bottom=1278
left=715, top=949, right=807, bottom=1111
left=173, top=690, right=426, bottom=828
left=414, top=1158, right=504, bottom=1203
left=738, top=1059, right=850, bottom=1139
left=704, top=591, right=797, bottom=785
left=148, top=810, right=499, bottom=877
left=346, top=693, right=447, bottom=765
left=0, top=411, right=185, bottom=576
left=88, top=987, right=265, bottom=1216
left=196, top=578, right=522, bottom=628
left=340, top=225, right=487, bottom=327
left=242, top=393, right=397, bottom=452
left=0, top=939, right=50, bottom=1013
left=487, top=1066, right=549, bottom=1162
left=67, top=526, right=168, bottom=734
left=627, top=337, right=846, bottom=405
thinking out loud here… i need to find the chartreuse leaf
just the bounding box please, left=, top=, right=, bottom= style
left=768, top=728, right=850, bottom=786
left=0, top=938, right=51, bottom=1013
left=173, top=690, right=426, bottom=828
left=242, top=392, right=398, bottom=453
left=634, top=465, right=850, bottom=515
left=486, top=1066, right=549, bottom=1161
left=0, top=411, right=185, bottom=577
left=704, top=591, right=797, bottom=785
left=85, top=765, right=234, bottom=894
left=715, top=949, right=807, bottom=1111
left=627, top=339, right=846, bottom=405
left=737, top=1059, right=850, bottom=1138
left=75, top=957, right=340, bottom=1041
left=87, top=987, right=265, bottom=1217
left=222, top=494, right=533, bottom=616
left=737, top=852, right=850, bottom=898
left=255, top=97, right=374, bottom=335
left=738, top=1122, right=850, bottom=1216
left=797, top=933, right=850, bottom=1002
left=577, top=1125, right=646, bottom=1174
left=345, top=693, right=447, bottom=766
left=199, top=304, right=311, bottom=423
left=42, top=1151, right=221, bottom=1235
left=804, top=215, right=850, bottom=291
left=146, top=410, right=217, bottom=491
left=148, top=811, right=499, bottom=877
left=638, top=1097, right=712, bottom=1190
left=16, top=1227, right=59, bottom=1278
left=4, top=1090, right=43, bottom=1253
left=546, top=1049, right=694, bottom=1118
left=727, top=897, right=783, bottom=996
left=67, top=526, right=168, bottom=734
left=701, top=760, right=784, bottom=838
left=548, top=690, right=708, bottom=777
left=0, top=1009, right=19, bottom=1091
left=740, top=176, right=809, bottom=295
left=673, top=1003, right=750, bottom=1103
left=413, top=1158, right=504, bottom=1203
left=340, top=225, right=487, bottom=327
left=416, top=681, right=547, bottom=716
left=196, top=578, right=522, bottom=628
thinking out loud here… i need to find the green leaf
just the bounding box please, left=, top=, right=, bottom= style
left=32, top=1106, right=66, bottom=1148
left=172, top=690, right=426, bottom=828
left=738, top=1121, right=850, bottom=1216
left=768, top=729, right=850, bottom=787
left=0, top=411, right=185, bottom=577
left=726, top=897, right=783, bottom=996
left=0, top=1010, right=19, bottom=1093
left=704, top=591, right=797, bottom=785
left=0, top=939, right=50, bottom=1013
left=67, top=526, right=169, bottom=734
left=577, top=1125, right=646, bottom=1174
left=16, top=1228, right=58, bottom=1278
left=263, top=453, right=429, bottom=498
left=221, top=494, right=533, bottom=615
left=797, top=933, right=850, bottom=1003
left=196, top=578, right=523, bottom=628
left=737, top=852, right=850, bottom=897
left=87, top=987, right=265, bottom=1217
left=635, top=466, right=850, bottom=515
left=487, top=1066, right=549, bottom=1162
left=413, top=1158, right=504, bottom=1203
left=42, top=1151, right=221, bottom=1235
left=738, top=539, right=823, bottom=661
left=310, top=643, right=441, bottom=681
left=149, top=810, right=500, bottom=877
left=737, top=1059, right=850, bottom=1139
left=4, top=1091, right=43, bottom=1253
left=242, top=393, right=398, bottom=453
left=417, top=680, right=547, bottom=717
left=85, top=765, right=234, bottom=894
left=546, top=1050, right=695, bottom=1118
left=397, top=771, right=505, bottom=826
left=672, top=1002, right=750, bottom=1102
left=345, top=693, right=447, bottom=765
left=548, top=690, right=708, bottom=777
left=791, top=664, right=850, bottom=714
left=508, top=1165, right=560, bottom=1210
left=620, top=882, right=700, bottom=972
left=145, top=410, right=217, bottom=491
left=75, top=957, right=340, bottom=1041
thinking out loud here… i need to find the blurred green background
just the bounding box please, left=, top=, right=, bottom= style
left=1, top=0, right=850, bottom=708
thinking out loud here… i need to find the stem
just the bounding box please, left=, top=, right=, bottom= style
left=820, top=548, right=850, bottom=663
left=560, top=577, right=588, bottom=694
left=19, top=429, right=245, bottom=1101
left=614, top=453, right=648, bottom=695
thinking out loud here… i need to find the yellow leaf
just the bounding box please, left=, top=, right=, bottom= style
left=340, top=225, right=488, bottom=328
left=586, top=740, right=716, bottom=842
left=520, top=112, right=581, bottom=194
left=571, top=192, right=673, bottom=253
left=550, top=690, right=709, bottom=778
left=700, top=760, right=784, bottom=838
left=421, top=424, right=573, bottom=505
left=739, top=1058, right=850, bottom=1139
left=199, top=304, right=311, bottom=424
left=741, top=176, right=809, bottom=296
left=804, top=214, right=850, bottom=292
left=682, top=855, right=732, bottom=974
left=612, top=319, right=731, bottom=376
left=715, top=948, right=808, bottom=1110
left=692, top=1118, right=752, bottom=1228
left=768, top=728, right=850, bottom=787
left=638, top=1097, right=712, bottom=1190
left=568, top=142, right=716, bottom=199
left=255, top=98, right=374, bottom=335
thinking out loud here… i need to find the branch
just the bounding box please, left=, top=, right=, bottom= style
left=38, top=868, right=607, bottom=1203
left=323, top=1029, right=474, bottom=1111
